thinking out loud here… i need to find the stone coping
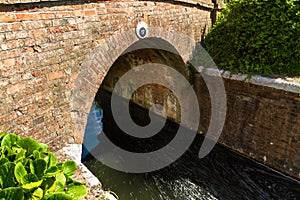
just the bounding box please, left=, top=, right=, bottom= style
left=221, top=71, right=300, bottom=94
left=0, top=0, right=214, bottom=8
left=196, top=67, right=300, bottom=94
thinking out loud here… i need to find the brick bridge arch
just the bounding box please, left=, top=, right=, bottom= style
left=71, top=28, right=197, bottom=144
left=0, top=0, right=215, bottom=148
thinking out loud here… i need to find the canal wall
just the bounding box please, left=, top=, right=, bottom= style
left=196, top=74, right=300, bottom=179
left=99, top=45, right=300, bottom=179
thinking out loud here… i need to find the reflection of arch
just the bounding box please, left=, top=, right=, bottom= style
left=71, top=27, right=197, bottom=143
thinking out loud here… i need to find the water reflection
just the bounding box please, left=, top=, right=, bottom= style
left=85, top=133, right=300, bottom=200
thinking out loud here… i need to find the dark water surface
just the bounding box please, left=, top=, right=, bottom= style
left=83, top=90, right=300, bottom=200
left=84, top=132, right=300, bottom=200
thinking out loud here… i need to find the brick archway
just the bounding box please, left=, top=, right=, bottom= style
left=71, top=27, right=197, bottom=143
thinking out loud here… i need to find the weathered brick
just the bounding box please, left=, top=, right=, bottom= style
left=55, top=12, right=71, bottom=18
left=16, top=116, right=33, bottom=125
left=11, top=23, right=23, bottom=31
left=32, top=29, right=47, bottom=37
left=6, top=83, right=26, bottom=94
left=16, top=13, right=37, bottom=21
left=3, top=58, right=15, bottom=67
left=38, top=13, right=55, bottom=20
left=84, top=9, right=97, bottom=16
left=48, top=71, right=65, bottom=80
left=36, top=106, right=53, bottom=117
left=0, top=112, right=17, bottom=124
left=0, top=13, right=15, bottom=22
left=0, top=124, right=14, bottom=133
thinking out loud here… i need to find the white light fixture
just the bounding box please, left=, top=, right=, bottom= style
left=136, top=21, right=148, bottom=39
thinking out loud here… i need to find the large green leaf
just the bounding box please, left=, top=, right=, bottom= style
left=0, top=132, right=9, bottom=144
left=30, top=159, right=47, bottom=179
left=16, top=138, right=41, bottom=157
left=0, top=158, right=9, bottom=166
left=33, top=150, right=41, bottom=160
left=0, top=187, right=24, bottom=200
left=62, top=161, right=76, bottom=177
left=43, top=192, right=73, bottom=200
left=0, top=162, right=16, bottom=188
left=47, top=153, right=57, bottom=168
left=31, top=187, right=43, bottom=200
left=14, top=162, right=27, bottom=185
left=44, top=166, right=60, bottom=178
left=14, top=148, right=26, bottom=162
left=54, top=181, right=65, bottom=193
left=45, top=180, right=64, bottom=195
left=55, top=173, right=66, bottom=187
left=23, top=174, right=39, bottom=185
left=1, top=134, right=20, bottom=148
left=55, top=162, right=63, bottom=169
left=21, top=180, right=43, bottom=190
left=66, top=183, right=87, bottom=199
left=24, top=173, right=39, bottom=183
left=40, top=177, right=55, bottom=192
left=38, top=143, right=49, bottom=153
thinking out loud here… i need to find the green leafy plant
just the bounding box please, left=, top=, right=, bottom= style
left=0, top=132, right=87, bottom=200
left=203, top=0, right=300, bottom=76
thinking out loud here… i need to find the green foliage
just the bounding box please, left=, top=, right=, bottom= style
left=203, top=0, right=300, bottom=76
left=0, top=132, right=87, bottom=200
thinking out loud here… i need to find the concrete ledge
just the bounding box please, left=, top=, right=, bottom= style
left=221, top=71, right=300, bottom=94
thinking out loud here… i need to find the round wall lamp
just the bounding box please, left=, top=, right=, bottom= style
left=136, top=21, right=148, bottom=39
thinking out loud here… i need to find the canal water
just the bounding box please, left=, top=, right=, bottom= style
left=83, top=91, right=300, bottom=200
left=85, top=135, right=300, bottom=200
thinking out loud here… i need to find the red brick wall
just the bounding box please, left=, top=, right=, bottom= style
left=0, top=0, right=213, bottom=148
left=194, top=74, right=300, bottom=179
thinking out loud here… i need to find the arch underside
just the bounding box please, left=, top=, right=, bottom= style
left=71, top=27, right=198, bottom=143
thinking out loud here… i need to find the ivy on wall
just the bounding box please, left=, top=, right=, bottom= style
left=203, top=0, right=300, bottom=76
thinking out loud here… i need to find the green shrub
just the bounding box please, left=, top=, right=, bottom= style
left=203, top=0, right=300, bottom=76
left=0, top=132, right=87, bottom=200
